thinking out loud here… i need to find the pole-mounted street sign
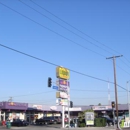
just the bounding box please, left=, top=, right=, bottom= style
left=52, top=86, right=58, bottom=90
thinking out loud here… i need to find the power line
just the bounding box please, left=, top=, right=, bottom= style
left=19, top=0, right=114, bottom=56
left=0, top=90, right=54, bottom=98
left=30, top=0, right=130, bottom=70
left=1, top=1, right=130, bottom=77
left=30, top=0, right=123, bottom=56
left=0, top=89, right=126, bottom=100
left=0, top=88, right=125, bottom=101
left=117, top=64, right=130, bottom=75
left=71, top=89, right=126, bottom=92
left=0, top=43, right=127, bottom=92
left=0, top=1, right=106, bottom=58
left=72, top=95, right=126, bottom=100
left=14, top=95, right=127, bottom=104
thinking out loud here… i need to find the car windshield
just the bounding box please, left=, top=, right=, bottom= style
left=104, top=117, right=112, bottom=120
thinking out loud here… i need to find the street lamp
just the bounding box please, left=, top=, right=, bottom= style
left=126, top=80, right=130, bottom=120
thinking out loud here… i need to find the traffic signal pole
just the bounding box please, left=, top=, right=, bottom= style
left=106, top=55, right=123, bottom=129
left=112, top=106, right=115, bottom=129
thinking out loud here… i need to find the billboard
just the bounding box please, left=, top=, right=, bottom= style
left=60, top=99, right=68, bottom=106
left=56, top=79, right=70, bottom=94
left=56, top=99, right=68, bottom=106
left=56, top=92, right=69, bottom=99
left=85, top=112, right=94, bottom=125
left=56, top=66, right=70, bottom=80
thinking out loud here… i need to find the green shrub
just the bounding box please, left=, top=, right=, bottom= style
left=79, top=123, right=86, bottom=127
left=78, top=119, right=86, bottom=127
left=94, top=118, right=106, bottom=127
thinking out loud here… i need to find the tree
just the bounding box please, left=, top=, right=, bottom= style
left=98, top=103, right=101, bottom=106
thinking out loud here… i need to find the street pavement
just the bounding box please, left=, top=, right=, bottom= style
left=0, top=125, right=130, bottom=130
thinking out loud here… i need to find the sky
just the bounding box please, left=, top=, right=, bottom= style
left=0, top=0, right=130, bottom=106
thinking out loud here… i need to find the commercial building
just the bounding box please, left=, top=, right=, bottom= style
left=0, top=101, right=128, bottom=124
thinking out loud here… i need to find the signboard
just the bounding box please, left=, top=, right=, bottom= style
left=2, top=102, right=28, bottom=110
left=58, top=85, right=69, bottom=94
left=85, top=112, right=94, bottom=125
left=53, top=86, right=58, bottom=90
left=56, top=92, right=69, bottom=99
left=0, top=102, right=3, bottom=108
left=33, top=105, right=43, bottom=110
left=57, top=79, right=70, bottom=94
left=92, top=106, right=112, bottom=110
left=59, top=79, right=70, bottom=86
left=60, top=99, right=68, bottom=106
left=65, top=107, right=82, bottom=111
left=50, top=106, right=57, bottom=110
left=56, top=66, right=70, bottom=80
left=47, top=114, right=53, bottom=117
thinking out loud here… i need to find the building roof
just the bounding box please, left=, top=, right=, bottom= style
left=0, top=101, right=128, bottom=112
left=118, top=104, right=128, bottom=110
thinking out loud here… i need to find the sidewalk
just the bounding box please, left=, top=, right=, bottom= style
left=0, top=126, right=27, bottom=129
left=61, top=126, right=116, bottom=130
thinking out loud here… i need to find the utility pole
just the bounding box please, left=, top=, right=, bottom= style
left=126, top=80, right=130, bottom=120
left=106, top=55, right=123, bottom=129
left=8, top=97, right=13, bottom=102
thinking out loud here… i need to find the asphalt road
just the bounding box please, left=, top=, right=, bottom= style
left=0, top=124, right=130, bottom=130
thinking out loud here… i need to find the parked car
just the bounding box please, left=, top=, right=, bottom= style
left=11, top=119, right=29, bottom=126
left=102, top=117, right=114, bottom=126
left=53, top=116, right=62, bottom=124
left=35, top=116, right=62, bottom=125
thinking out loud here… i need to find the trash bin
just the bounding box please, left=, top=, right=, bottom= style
left=6, top=121, right=11, bottom=129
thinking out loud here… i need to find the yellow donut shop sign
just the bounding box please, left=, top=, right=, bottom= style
left=56, top=66, right=70, bottom=80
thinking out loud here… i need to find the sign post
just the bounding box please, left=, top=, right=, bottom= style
left=62, top=105, right=65, bottom=128
left=56, top=66, right=70, bottom=128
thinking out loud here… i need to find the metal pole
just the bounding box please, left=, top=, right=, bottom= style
left=68, top=100, right=70, bottom=128
left=127, top=81, right=130, bottom=120
left=62, top=106, right=65, bottom=128
left=68, top=80, right=70, bottom=128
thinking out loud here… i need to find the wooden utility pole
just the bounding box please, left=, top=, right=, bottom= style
left=106, top=55, right=123, bottom=129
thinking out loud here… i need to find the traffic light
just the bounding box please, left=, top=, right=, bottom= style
left=111, top=101, right=115, bottom=108
left=70, top=101, right=73, bottom=108
left=48, top=77, right=52, bottom=87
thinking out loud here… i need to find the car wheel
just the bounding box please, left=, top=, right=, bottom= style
left=109, top=122, right=112, bottom=126
left=45, top=122, right=48, bottom=125
left=106, top=123, right=108, bottom=127
left=54, top=121, right=57, bottom=124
